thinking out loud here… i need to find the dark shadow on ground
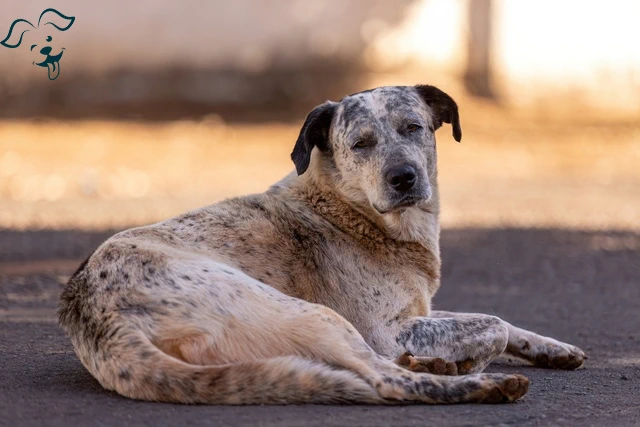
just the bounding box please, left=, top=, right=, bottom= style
left=1, top=227, right=639, bottom=426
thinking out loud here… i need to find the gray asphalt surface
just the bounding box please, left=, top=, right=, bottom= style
left=1, top=227, right=639, bottom=426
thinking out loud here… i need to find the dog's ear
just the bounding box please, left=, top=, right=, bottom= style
left=1, top=19, right=35, bottom=49
left=291, top=101, right=337, bottom=175
left=415, top=85, right=462, bottom=142
left=38, top=9, right=75, bottom=32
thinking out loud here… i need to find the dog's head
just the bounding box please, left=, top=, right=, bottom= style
left=1, top=9, right=75, bottom=80
left=292, top=85, right=461, bottom=215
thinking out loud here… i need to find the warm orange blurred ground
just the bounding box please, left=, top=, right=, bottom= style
left=1, top=101, right=639, bottom=231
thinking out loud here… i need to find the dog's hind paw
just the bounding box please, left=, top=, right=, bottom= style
left=394, top=352, right=458, bottom=375
left=475, top=374, right=530, bottom=403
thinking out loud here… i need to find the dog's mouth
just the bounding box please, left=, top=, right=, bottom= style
left=373, top=195, right=424, bottom=215
left=34, top=50, right=64, bottom=80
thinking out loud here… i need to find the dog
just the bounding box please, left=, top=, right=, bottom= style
left=58, top=84, right=586, bottom=404
left=1, top=8, right=75, bottom=80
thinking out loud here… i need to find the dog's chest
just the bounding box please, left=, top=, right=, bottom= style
left=306, top=242, right=437, bottom=338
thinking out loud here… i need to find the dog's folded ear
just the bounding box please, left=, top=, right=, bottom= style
left=38, top=9, right=75, bottom=32
left=1, top=19, right=35, bottom=49
left=291, top=101, right=337, bottom=175
left=415, top=85, right=462, bottom=142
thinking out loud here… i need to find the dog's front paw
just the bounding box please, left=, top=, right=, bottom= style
left=508, top=332, right=588, bottom=370
left=534, top=340, right=587, bottom=370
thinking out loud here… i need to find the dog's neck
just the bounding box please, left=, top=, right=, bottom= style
left=282, top=154, right=441, bottom=258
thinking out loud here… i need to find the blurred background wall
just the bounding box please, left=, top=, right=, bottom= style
left=0, top=0, right=639, bottom=231
left=2, top=0, right=639, bottom=120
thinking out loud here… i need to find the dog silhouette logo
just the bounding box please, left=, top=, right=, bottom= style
left=1, top=8, right=75, bottom=80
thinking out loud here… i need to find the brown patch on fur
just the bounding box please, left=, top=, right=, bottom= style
left=456, top=359, right=477, bottom=375
left=299, top=183, right=441, bottom=283
left=394, top=352, right=451, bottom=375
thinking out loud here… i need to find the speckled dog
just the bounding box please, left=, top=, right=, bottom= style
left=59, top=85, right=586, bottom=405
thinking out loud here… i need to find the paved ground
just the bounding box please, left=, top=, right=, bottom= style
left=1, top=227, right=639, bottom=426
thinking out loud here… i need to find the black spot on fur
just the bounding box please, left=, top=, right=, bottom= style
left=338, top=97, right=365, bottom=130
left=99, top=271, right=108, bottom=279
left=247, top=199, right=268, bottom=214
left=292, top=229, right=305, bottom=245
left=120, top=304, right=153, bottom=316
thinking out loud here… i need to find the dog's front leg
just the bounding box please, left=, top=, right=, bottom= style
left=431, top=311, right=587, bottom=370
left=392, top=315, right=509, bottom=374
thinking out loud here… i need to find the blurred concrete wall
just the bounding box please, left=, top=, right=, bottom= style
left=0, top=0, right=408, bottom=72
left=0, top=0, right=411, bottom=119
left=1, top=0, right=639, bottom=119
left=367, top=0, right=640, bottom=118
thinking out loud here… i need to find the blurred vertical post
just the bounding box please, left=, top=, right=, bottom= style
left=464, top=0, right=495, bottom=99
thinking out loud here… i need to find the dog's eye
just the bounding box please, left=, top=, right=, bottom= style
left=407, top=123, right=423, bottom=133
left=46, top=36, right=52, bottom=42
left=352, top=140, right=369, bottom=149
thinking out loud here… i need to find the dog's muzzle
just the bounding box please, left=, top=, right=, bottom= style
left=374, top=165, right=432, bottom=214
left=385, top=164, right=417, bottom=193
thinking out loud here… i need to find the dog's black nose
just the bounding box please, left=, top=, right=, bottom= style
left=39, top=46, right=52, bottom=55
left=385, top=165, right=417, bottom=192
